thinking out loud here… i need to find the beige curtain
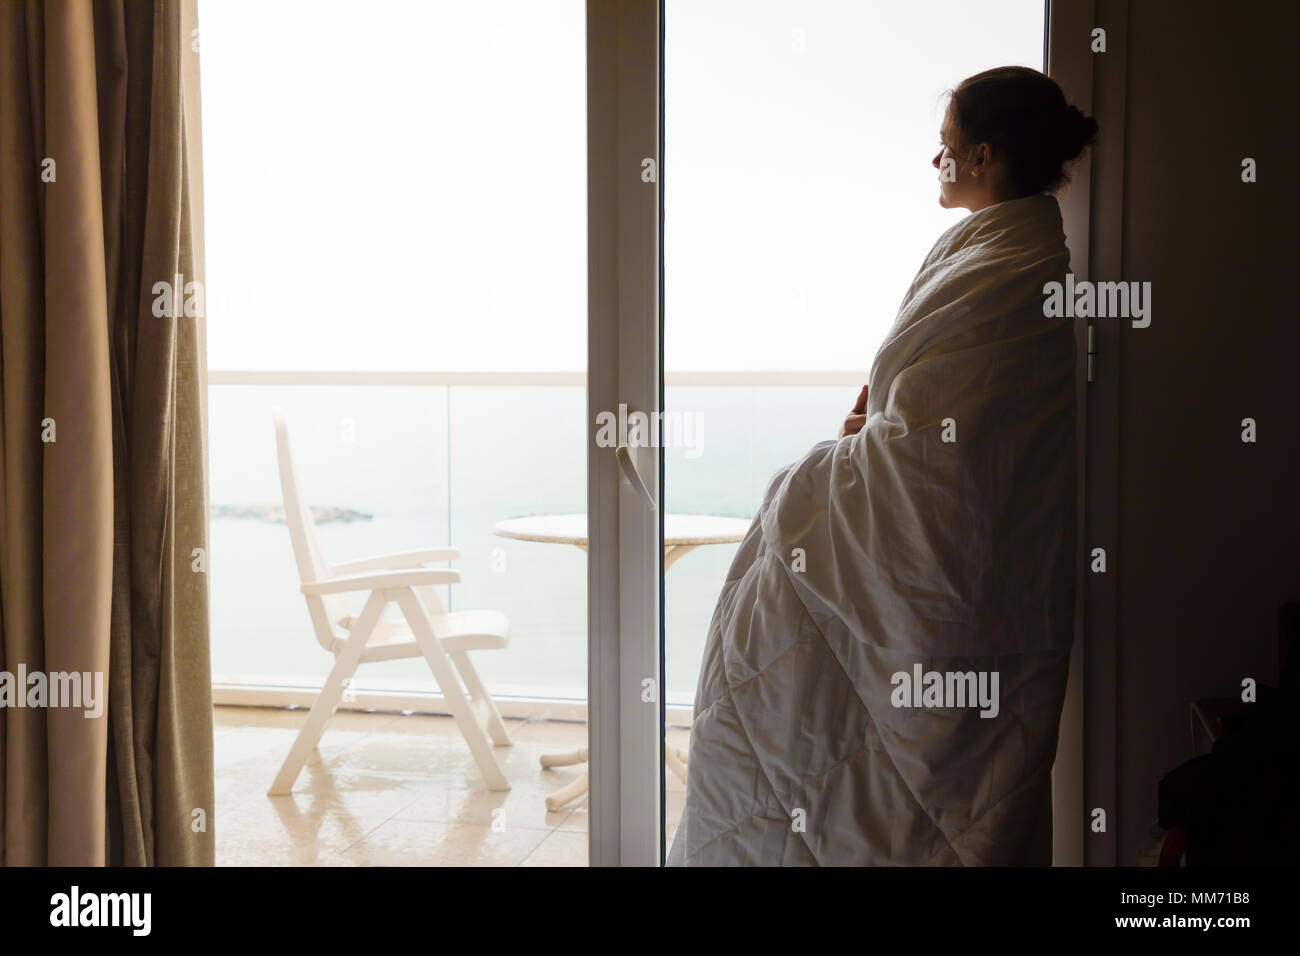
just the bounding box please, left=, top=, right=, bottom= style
left=0, top=0, right=213, bottom=865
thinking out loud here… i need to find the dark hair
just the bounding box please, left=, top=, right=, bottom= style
left=943, top=66, right=1098, bottom=196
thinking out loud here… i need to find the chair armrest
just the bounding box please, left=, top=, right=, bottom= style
left=301, top=568, right=460, bottom=596
left=330, top=548, right=460, bottom=575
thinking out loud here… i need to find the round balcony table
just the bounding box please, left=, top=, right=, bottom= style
left=491, top=512, right=752, bottom=811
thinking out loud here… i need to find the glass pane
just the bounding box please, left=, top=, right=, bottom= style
left=209, top=385, right=450, bottom=686
left=447, top=386, right=588, bottom=699
left=200, top=0, right=586, bottom=372
left=664, top=0, right=1045, bottom=859
left=666, top=0, right=1043, bottom=371
left=200, top=0, right=590, bottom=867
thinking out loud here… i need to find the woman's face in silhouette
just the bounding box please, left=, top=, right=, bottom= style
left=933, top=110, right=973, bottom=209
left=931, top=110, right=1000, bottom=212
left=932, top=136, right=965, bottom=209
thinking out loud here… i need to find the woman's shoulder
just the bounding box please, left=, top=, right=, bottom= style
left=924, top=195, right=1065, bottom=267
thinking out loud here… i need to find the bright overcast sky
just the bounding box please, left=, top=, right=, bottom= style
left=199, top=0, right=1043, bottom=373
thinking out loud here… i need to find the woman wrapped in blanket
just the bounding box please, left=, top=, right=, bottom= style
left=669, top=67, right=1098, bottom=866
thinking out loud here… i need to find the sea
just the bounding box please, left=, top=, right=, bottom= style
left=209, top=381, right=850, bottom=704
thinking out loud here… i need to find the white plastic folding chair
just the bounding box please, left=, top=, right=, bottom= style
left=267, top=407, right=512, bottom=795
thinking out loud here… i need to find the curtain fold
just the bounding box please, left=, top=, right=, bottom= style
left=0, top=0, right=213, bottom=866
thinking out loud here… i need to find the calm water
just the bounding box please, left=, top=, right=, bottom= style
left=209, top=383, right=852, bottom=701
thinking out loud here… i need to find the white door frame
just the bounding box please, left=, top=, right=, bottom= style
left=586, top=0, right=664, bottom=867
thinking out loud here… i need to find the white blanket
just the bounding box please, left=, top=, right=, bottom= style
left=668, top=194, right=1077, bottom=866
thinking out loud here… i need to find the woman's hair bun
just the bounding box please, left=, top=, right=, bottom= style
left=1059, top=104, right=1100, bottom=162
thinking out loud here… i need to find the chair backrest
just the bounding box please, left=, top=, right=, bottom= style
left=272, top=407, right=347, bottom=651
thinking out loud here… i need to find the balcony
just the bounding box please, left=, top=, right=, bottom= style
left=209, top=369, right=860, bottom=712
left=209, top=368, right=859, bottom=864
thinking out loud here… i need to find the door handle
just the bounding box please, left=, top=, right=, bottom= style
left=615, top=443, right=656, bottom=511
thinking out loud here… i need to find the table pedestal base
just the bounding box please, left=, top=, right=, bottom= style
left=540, top=744, right=688, bottom=812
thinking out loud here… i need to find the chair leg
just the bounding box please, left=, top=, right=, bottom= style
left=395, top=588, right=510, bottom=791
left=268, top=591, right=386, bottom=796
left=450, top=650, right=512, bottom=747
left=545, top=771, right=590, bottom=813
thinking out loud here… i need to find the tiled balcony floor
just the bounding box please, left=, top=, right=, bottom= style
left=215, top=705, right=689, bottom=866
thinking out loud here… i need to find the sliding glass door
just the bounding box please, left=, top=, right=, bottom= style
left=201, top=0, right=669, bottom=869
left=202, top=0, right=601, bottom=866
left=201, top=0, right=1056, bottom=868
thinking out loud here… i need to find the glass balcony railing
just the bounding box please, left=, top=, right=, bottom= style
left=207, top=372, right=856, bottom=708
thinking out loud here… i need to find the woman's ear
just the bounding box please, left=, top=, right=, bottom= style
left=971, top=143, right=991, bottom=178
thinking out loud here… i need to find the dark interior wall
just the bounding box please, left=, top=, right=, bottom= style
left=1112, top=0, right=1300, bottom=863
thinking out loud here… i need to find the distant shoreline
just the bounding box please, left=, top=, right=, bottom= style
left=211, top=504, right=373, bottom=524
